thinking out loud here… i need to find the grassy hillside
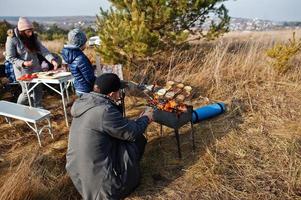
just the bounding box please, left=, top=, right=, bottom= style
left=0, top=30, right=300, bottom=200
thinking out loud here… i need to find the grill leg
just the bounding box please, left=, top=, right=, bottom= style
left=191, top=121, right=195, bottom=151
left=174, top=129, right=182, bottom=159
left=159, top=124, right=163, bottom=147
left=160, top=124, right=163, bottom=137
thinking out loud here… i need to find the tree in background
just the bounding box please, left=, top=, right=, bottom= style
left=30, top=21, right=68, bottom=41
left=84, top=26, right=97, bottom=39
left=32, top=21, right=45, bottom=33
left=96, top=0, right=230, bottom=65
left=0, top=20, right=12, bottom=46
left=42, top=24, right=68, bottom=40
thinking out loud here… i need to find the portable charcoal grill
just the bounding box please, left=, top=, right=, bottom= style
left=153, top=106, right=195, bottom=159
left=137, top=82, right=196, bottom=158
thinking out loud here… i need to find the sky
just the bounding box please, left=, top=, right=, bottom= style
left=0, top=0, right=300, bottom=22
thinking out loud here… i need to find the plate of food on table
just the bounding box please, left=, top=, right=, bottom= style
left=35, top=70, right=71, bottom=79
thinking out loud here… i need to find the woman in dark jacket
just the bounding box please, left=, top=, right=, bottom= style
left=66, top=73, right=153, bottom=200
left=61, top=29, right=95, bottom=96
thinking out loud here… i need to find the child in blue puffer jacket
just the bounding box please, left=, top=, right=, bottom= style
left=61, top=29, right=95, bottom=96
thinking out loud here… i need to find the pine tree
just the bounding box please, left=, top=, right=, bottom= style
left=96, top=0, right=230, bottom=65
left=0, top=20, right=12, bottom=46
left=32, top=21, right=45, bottom=34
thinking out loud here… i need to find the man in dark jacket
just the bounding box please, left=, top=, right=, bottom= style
left=61, top=28, right=95, bottom=96
left=66, top=73, right=153, bottom=200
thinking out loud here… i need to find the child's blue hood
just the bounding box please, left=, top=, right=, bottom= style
left=61, top=45, right=82, bottom=64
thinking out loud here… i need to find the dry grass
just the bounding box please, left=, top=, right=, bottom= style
left=0, top=30, right=301, bottom=200
left=42, top=39, right=97, bottom=64
left=41, top=40, right=65, bottom=54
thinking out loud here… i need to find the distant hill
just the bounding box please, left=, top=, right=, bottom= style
left=0, top=16, right=300, bottom=31
left=0, top=16, right=96, bottom=30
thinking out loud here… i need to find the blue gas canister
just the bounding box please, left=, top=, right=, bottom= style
left=192, top=103, right=226, bottom=123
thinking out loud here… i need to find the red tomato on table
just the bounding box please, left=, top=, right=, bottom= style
left=24, top=74, right=31, bottom=79
left=31, top=74, right=38, bottom=78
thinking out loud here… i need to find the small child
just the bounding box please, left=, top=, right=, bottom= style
left=61, top=29, right=95, bottom=96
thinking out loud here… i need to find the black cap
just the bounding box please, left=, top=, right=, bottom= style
left=95, top=73, right=126, bottom=95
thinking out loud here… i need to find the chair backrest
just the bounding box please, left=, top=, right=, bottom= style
left=95, top=64, right=123, bottom=80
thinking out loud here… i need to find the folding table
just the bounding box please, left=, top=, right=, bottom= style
left=21, top=73, right=73, bottom=127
